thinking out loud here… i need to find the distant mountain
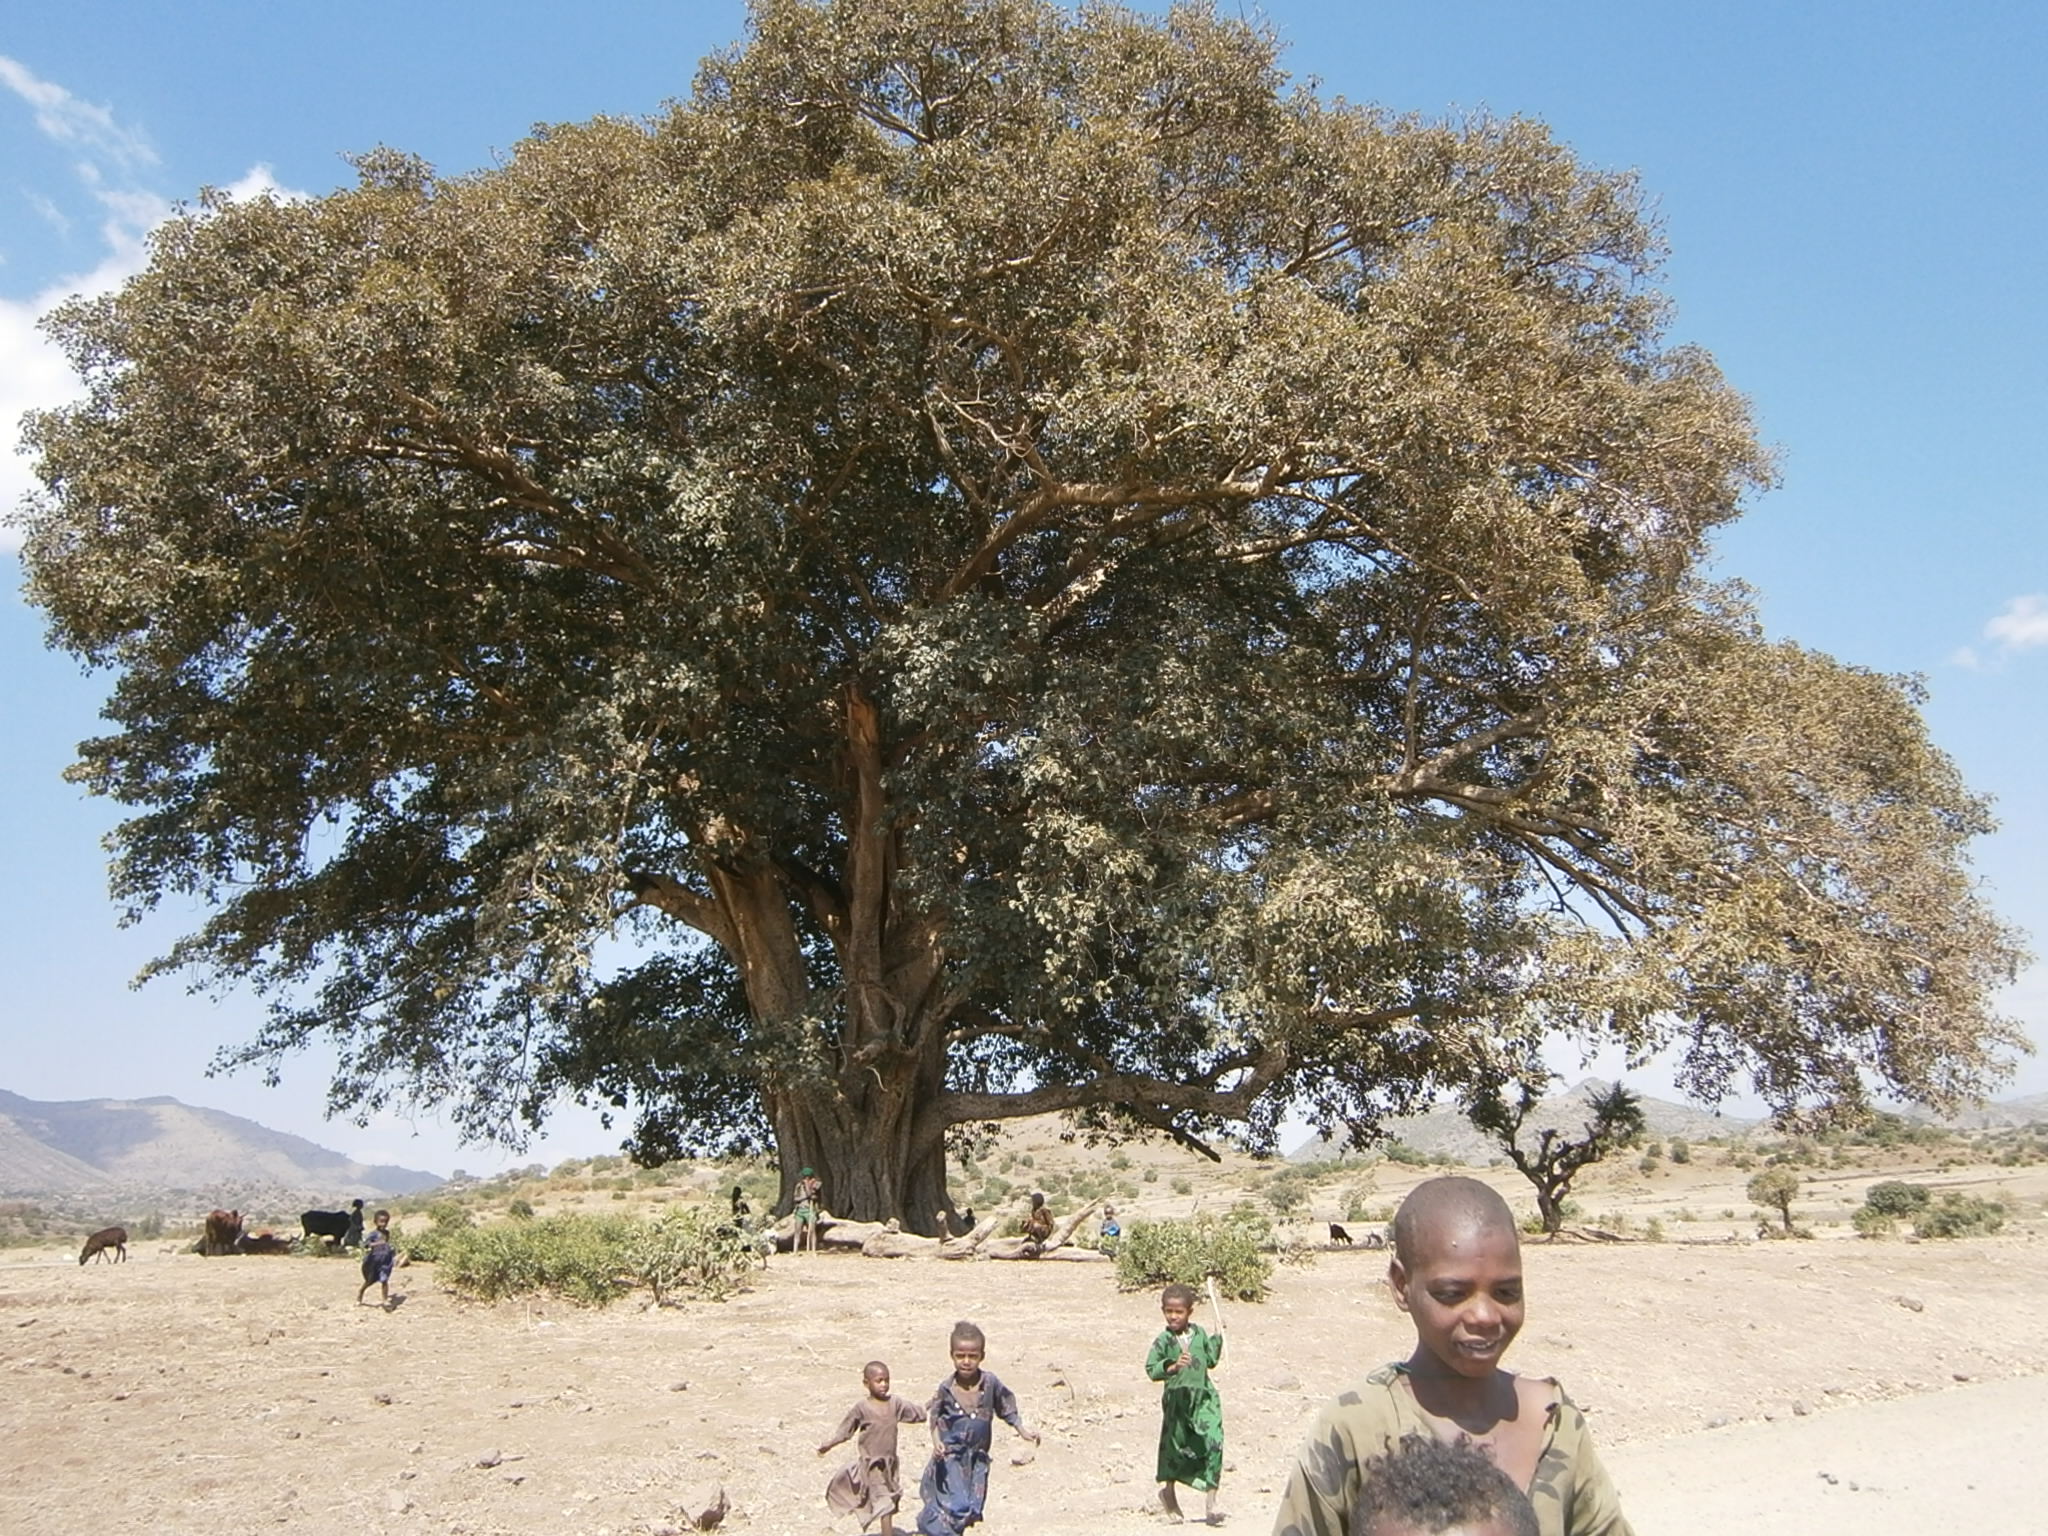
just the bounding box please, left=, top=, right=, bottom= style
left=1288, top=1078, right=1759, bottom=1165
left=0, top=1089, right=441, bottom=1201
left=1288, top=1079, right=2048, bottom=1164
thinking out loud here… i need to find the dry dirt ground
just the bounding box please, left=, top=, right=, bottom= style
left=5, top=1156, right=2047, bottom=1536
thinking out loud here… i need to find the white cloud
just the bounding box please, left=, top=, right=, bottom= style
left=23, top=189, right=71, bottom=238
left=0, top=54, right=155, bottom=170
left=0, top=56, right=306, bottom=552
left=1985, top=594, right=2048, bottom=655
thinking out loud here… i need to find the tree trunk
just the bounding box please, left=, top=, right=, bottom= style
left=769, top=1073, right=954, bottom=1235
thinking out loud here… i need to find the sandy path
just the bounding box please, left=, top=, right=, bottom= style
left=1608, top=1375, right=2048, bottom=1533
left=2, top=1232, right=2043, bottom=1534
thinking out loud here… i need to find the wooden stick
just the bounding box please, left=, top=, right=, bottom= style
left=1204, top=1274, right=1226, bottom=1335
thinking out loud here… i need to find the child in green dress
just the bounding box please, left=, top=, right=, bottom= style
left=1147, top=1281, right=1224, bottom=1524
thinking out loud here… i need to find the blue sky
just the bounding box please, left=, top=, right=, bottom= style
left=2, top=2, right=2042, bottom=1177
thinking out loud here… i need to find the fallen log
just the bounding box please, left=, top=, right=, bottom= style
left=1040, top=1200, right=1099, bottom=1253
left=863, top=1229, right=943, bottom=1259
left=939, top=1215, right=1002, bottom=1260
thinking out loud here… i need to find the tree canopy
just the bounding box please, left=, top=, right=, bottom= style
left=17, top=0, right=2026, bottom=1225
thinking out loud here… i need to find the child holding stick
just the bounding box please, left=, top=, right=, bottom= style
left=1147, top=1279, right=1225, bottom=1523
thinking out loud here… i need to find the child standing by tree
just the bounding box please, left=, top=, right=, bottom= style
left=1147, top=1281, right=1224, bottom=1524
left=916, top=1321, right=1039, bottom=1535
left=820, top=1360, right=928, bottom=1535
left=794, top=1166, right=823, bottom=1254
left=1271, top=1177, right=1631, bottom=1536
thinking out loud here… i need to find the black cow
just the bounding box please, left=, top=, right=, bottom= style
left=301, top=1198, right=366, bottom=1248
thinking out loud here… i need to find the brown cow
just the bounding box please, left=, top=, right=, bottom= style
left=79, top=1226, right=127, bottom=1265
left=202, top=1209, right=243, bottom=1256
left=234, top=1230, right=296, bottom=1255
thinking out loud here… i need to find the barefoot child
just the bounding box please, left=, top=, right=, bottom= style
left=821, top=1360, right=928, bottom=1534
left=1348, top=1434, right=1539, bottom=1536
left=355, top=1209, right=399, bottom=1307
left=1272, top=1177, right=1631, bottom=1536
left=1147, top=1281, right=1224, bottom=1524
left=916, top=1321, right=1039, bottom=1536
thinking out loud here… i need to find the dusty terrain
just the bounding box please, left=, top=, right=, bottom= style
left=4, top=1143, right=2046, bottom=1535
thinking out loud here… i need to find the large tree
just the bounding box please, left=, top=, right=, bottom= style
left=17, top=0, right=2025, bottom=1228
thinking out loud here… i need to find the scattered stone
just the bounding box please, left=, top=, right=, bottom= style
left=382, top=1490, right=414, bottom=1514
left=1819, top=1472, right=1837, bottom=1485
left=476, top=1450, right=504, bottom=1469
left=282, top=1429, right=300, bottom=1440
left=670, top=1381, right=690, bottom=1392
left=373, top=1391, right=394, bottom=1406
left=1706, top=1416, right=1729, bottom=1430
left=1268, top=1374, right=1303, bottom=1392
left=1894, top=1295, right=1924, bottom=1313
left=1792, top=1401, right=1810, bottom=1416
left=1954, top=1372, right=1973, bottom=1382
left=504, top=1474, right=526, bottom=1486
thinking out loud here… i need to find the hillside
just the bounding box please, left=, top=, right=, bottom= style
left=0, top=1089, right=441, bottom=1203
left=1288, top=1079, right=1759, bottom=1164
left=1287, top=1079, right=2048, bottom=1164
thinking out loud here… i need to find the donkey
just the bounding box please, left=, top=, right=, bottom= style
left=79, top=1226, right=128, bottom=1264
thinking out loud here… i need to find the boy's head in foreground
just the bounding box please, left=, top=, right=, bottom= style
left=1388, top=1178, right=1523, bottom=1379
left=1348, top=1434, right=1539, bottom=1536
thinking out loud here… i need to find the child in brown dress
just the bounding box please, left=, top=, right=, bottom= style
left=821, top=1360, right=928, bottom=1534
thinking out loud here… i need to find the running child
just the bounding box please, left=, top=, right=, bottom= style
left=916, top=1321, right=1039, bottom=1535
left=820, top=1359, right=928, bottom=1534
left=355, top=1208, right=399, bottom=1308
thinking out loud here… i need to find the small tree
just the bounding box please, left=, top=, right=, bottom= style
left=1466, top=1077, right=1646, bottom=1238
left=1747, top=1166, right=1802, bottom=1235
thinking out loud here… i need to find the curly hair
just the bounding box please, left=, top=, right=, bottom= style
left=1348, top=1434, right=1539, bottom=1536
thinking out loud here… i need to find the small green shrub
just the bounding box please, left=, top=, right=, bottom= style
left=1747, top=1167, right=1802, bottom=1234
left=1851, top=1206, right=1896, bottom=1238
left=1383, top=1142, right=1430, bottom=1166
left=1114, top=1214, right=1272, bottom=1301
left=624, top=1207, right=760, bottom=1304
left=1863, top=1181, right=1932, bottom=1217
left=1667, top=1139, right=1690, bottom=1164
left=1913, top=1193, right=2006, bottom=1239
left=1142, top=1167, right=1159, bottom=1184
left=508, top=1198, right=535, bottom=1220
left=434, top=1214, right=636, bottom=1305
left=1170, top=1177, right=1192, bottom=1196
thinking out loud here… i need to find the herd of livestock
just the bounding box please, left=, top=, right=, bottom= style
left=74, top=1197, right=369, bottom=1264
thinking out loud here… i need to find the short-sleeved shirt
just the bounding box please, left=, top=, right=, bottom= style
left=1271, top=1364, right=1633, bottom=1536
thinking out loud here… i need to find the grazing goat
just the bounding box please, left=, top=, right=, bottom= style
left=202, top=1208, right=243, bottom=1256
left=301, top=1198, right=365, bottom=1247
left=1328, top=1222, right=1353, bottom=1245
left=79, top=1226, right=128, bottom=1265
